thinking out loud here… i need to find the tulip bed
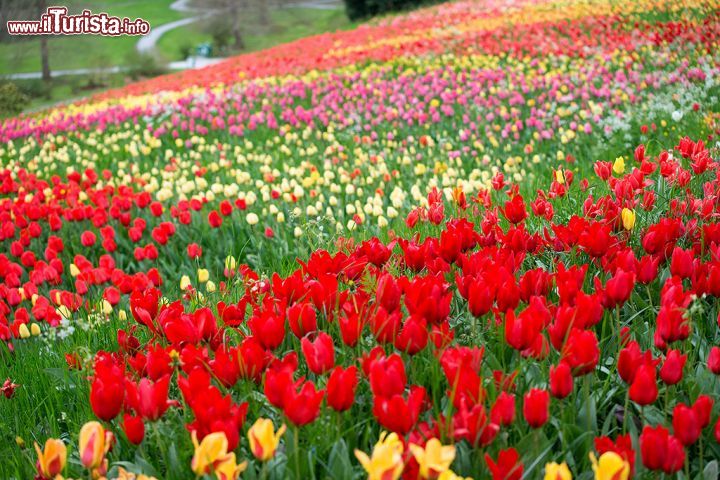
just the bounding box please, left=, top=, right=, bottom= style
left=2, top=0, right=720, bottom=479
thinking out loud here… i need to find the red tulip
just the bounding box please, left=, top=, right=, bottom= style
left=629, top=363, right=658, bottom=406
left=708, top=346, right=720, bottom=374
left=288, top=302, right=317, bottom=339
left=394, top=314, right=428, bottom=355
left=327, top=365, right=358, bottom=412
left=125, top=374, right=172, bottom=421
left=604, top=269, right=635, bottom=308
left=549, top=362, right=573, bottom=399
left=372, top=386, right=426, bottom=435
left=89, top=354, right=125, bottom=421
left=186, top=243, right=202, bottom=259
left=659, top=349, right=686, bottom=385
left=692, top=394, right=714, bottom=428
left=238, top=336, right=269, bottom=383
left=368, top=353, right=406, bottom=398
left=490, top=391, right=515, bottom=427
left=485, top=448, right=523, bottom=480
left=208, top=210, right=222, bottom=228
left=301, top=332, right=335, bottom=375
left=454, top=400, right=499, bottom=447
left=672, top=403, right=700, bottom=446
left=670, top=247, right=694, bottom=279
left=561, top=329, right=599, bottom=375
left=80, top=231, right=96, bottom=247
left=640, top=425, right=685, bottom=474
left=523, top=388, right=549, bottom=428
left=503, top=195, right=527, bottom=224
left=122, top=414, right=145, bottom=445
left=376, top=273, right=401, bottom=312
left=283, top=381, right=325, bottom=427
left=263, top=358, right=298, bottom=409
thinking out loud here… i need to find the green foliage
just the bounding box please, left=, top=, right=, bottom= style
left=124, top=52, right=168, bottom=81
left=0, top=81, right=30, bottom=117
left=343, top=0, right=440, bottom=20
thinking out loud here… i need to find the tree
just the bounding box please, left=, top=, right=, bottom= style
left=38, top=0, right=51, bottom=82
left=195, top=0, right=248, bottom=51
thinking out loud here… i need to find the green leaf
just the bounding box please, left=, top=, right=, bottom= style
left=703, top=460, right=718, bottom=480
left=327, top=439, right=353, bottom=480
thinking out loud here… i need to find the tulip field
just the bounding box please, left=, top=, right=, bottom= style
left=2, top=0, right=720, bottom=478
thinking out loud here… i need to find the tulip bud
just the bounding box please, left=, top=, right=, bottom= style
left=18, top=323, right=30, bottom=339
left=197, top=268, right=209, bottom=283
left=613, top=156, right=625, bottom=175
left=549, top=362, right=574, bottom=399
left=122, top=414, right=145, bottom=445
left=621, top=208, right=635, bottom=230
left=79, top=421, right=110, bottom=470
left=523, top=388, right=549, bottom=428
left=34, top=438, right=67, bottom=479
left=248, top=418, right=286, bottom=462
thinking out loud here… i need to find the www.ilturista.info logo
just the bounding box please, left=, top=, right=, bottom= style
left=6, top=6, right=151, bottom=36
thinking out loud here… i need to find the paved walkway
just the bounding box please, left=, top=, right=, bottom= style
left=136, top=0, right=214, bottom=54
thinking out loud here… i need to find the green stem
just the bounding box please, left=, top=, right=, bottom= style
left=294, top=426, right=300, bottom=480
left=622, top=389, right=630, bottom=432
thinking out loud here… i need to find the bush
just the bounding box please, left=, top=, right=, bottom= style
left=0, top=81, right=30, bottom=117
left=344, top=0, right=438, bottom=20
left=125, top=52, right=168, bottom=80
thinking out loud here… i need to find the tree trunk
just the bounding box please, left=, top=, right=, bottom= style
left=256, top=0, right=269, bottom=26
left=37, top=0, right=51, bottom=82
left=231, top=2, right=244, bottom=49
left=40, top=36, right=51, bottom=82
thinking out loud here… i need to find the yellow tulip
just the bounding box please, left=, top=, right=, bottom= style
left=248, top=418, right=286, bottom=461
left=621, top=208, right=635, bottom=230
left=180, top=275, right=192, bottom=290
left=612, top=157, right=625, bottom=175
left=18, top=323, right=30, bottom=339
left=197, top=268, right=210, bottom=283
left=555, top=169, right=565, bottom=184
left=206, top=280, right=217, bottom=293
left=544, top=462, right=572, bottom=480
left=224, top=256, right=237, bottom=271
left=30, top=323, right=41, bottom=336
left=191, top=431, right=232, bottom=476
left=34, top=438, right=67, bottom=478
left=79, top=421, right=111, bottom=470
left=213, top=454, right=248, bottom=480
left=408, top=438, right=456, bottom=479
left=354, top=431, right=404, bottom=480
left=589, top=452, right=629, bottom=480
